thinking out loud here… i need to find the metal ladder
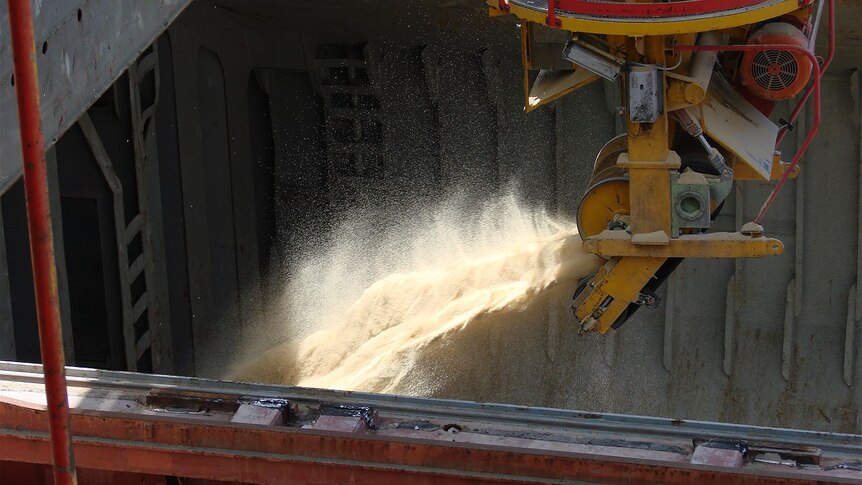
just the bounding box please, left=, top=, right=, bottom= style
left=314, top=44, right=386, bottom=206
left=78, top=46, right=169, bottom=373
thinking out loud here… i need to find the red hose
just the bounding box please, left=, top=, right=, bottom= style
left=676, top=39, right=824, bottom=224
left=775, top=0, right=835, bottom=146
left=6, top=1, right=78, bottom=484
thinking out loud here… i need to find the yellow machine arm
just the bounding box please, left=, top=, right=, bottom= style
left=489, top=0, right=826, bottom=333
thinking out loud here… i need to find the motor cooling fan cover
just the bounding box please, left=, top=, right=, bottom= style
left=739, top=22, right=812, bottom=101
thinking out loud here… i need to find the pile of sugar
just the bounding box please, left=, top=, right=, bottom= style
left=232, top=195, right=602, bottom=399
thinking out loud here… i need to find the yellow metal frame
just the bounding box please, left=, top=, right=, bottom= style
left=573, top=257, right=665, bottom=334
left=583, top=231, right=784, bottom=258
left=578, top=180, right=629, bottom=239
left=487, top=2, right=801, bottom=334
left=503, top=0, right=803, bottom=36
left=520, top=22, right=600, bottom=112
left=733, top=154, right=801, bottom=181
left=625, top=37, right=673, bottom=236
left=666, top=72, right=706, bottom=110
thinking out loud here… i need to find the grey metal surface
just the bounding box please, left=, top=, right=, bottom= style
left=627, top=65, right=660, bottom=123
left=562, top=41, right=622, bottom=81
left=167, top=0, right=265, bottom=376
left=0, top=0, right=192, bottom=194
left=0, top=149, right=75, bottom=363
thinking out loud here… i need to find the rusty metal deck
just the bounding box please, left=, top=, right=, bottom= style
left=0, top=361, right=859, bottom=484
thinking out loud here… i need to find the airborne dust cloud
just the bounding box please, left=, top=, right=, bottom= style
left=232, top=193, right=603, bottom=401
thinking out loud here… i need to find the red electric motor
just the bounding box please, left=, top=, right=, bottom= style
left=739, top=22, right=813, bottom=101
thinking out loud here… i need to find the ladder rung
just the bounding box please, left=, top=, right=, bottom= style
left=135, top=330, right=151, bottom=359
left=125, top=214, right=144, bottom=244
left=136, top=52, right=159, bottom=77
left=140, top=105, right=156, bottom=123
left=129, top=254, right=148, bottom=282
left=132, top=292, right=149, bottom=322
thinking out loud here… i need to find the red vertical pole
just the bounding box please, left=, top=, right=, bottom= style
left=6, top=1, right=77, bottom=484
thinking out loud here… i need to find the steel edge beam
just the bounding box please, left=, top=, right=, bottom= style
left=0, top=0, right=193, bottom=194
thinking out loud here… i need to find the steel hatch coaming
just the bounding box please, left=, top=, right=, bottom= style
left=0, top=361, right=859, bottom=456
left=0, top=361, right=859, bottom=484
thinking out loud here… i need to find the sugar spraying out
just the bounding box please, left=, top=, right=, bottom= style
left=232, top=193, right=602, bottom=399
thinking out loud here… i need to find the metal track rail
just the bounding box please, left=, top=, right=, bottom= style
left=1, top=361, right=858, bottom=457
